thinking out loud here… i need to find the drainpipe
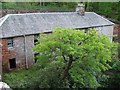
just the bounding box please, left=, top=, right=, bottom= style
left=0, top=43, right=2, bottom=81
left=23, top=35, right=28, bottom=69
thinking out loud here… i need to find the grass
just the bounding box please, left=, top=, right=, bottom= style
left=3, top=64, right=41, bottom=88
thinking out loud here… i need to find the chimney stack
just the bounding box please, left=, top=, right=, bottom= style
left=76, top=3, right=85, bottom=16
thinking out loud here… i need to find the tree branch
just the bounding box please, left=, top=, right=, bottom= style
left=78, top=37, right=89, bottom=45
left=62, top=53, right=67, bottom=62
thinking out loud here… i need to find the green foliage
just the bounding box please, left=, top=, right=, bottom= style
left=2, top=2, right=76, bottom=11
left=33, top=27, right=115, bottom=88
left=90, top=2, right=120, bottom=21
left=33, top=61, right=69, bottom=88
left=99, top=43, right=120, bottom=88
left=109, top=45, right=120, bottom=88
left=2, top=2, right=119, bottom=21
left=99, top=60, right=120, bottom=88
left=3, top=28, right=117, bottom=88
left=3, top=64, right=39, bottom=88
left=2, top=2, right=16, bottom=9
left=3, top=61, right=69, bottom=88
left=112, top=60, right=120, bottom=71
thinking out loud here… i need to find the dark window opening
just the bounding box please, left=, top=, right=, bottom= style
left=75, top=28, right=89, bottom=33
left=113, top=36, right=118, bottom=42
left=84, top=28, right=89, bottom=33
left=34, top=39, right=38, bottom=45
left=34, top=53, right=39, bottom=63
left=9, top=58, right=16, bottom=69
left=34, top=34, right=39, bottom=45
left=8, top=38, right=14, bottom=48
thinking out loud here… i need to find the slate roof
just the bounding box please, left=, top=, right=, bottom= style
left=0, top=12, right=114, bottom=38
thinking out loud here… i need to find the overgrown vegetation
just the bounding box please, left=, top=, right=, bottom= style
left=1, top=2, right=120, bottom=21
left=2, top=2, right=119, bottom=88
left=99, top=44, right=120, bottom=88
left=1, top=2, right=76, bottom=11
left=3, top=28, right=118, bottom=89
left=3, top=62, right=69, bottom=88
left=88, top=2, right=120, bottom=21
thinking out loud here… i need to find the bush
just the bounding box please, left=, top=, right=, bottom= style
left=3, top=61, right=69, bottom=89
left=32, top=61, right=69, bottom=88
left=99, top=44, right=120, bottom=88
left=3, top=64, right=40, bottom=88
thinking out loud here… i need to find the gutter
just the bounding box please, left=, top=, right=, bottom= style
left=75, top=24, right=114, bottom=30
left=23, top=35, right=28, bottom=69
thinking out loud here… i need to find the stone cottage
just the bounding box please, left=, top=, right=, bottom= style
left=0, top=6, right=114, bottom=71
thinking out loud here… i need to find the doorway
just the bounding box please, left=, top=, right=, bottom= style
left=9, top=58, right=16, bottom=69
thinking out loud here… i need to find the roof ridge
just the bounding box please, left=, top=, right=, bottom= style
left=5, top=12, right=76, bottom=16
left=0, top=14, right=10, bottom=27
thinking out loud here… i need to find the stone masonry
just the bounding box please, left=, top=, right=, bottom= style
left=1, top=35, right=35, bottom=71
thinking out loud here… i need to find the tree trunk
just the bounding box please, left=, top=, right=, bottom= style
left=63, top=55, right=73, bottom=79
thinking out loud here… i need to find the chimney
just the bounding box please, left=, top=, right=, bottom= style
left=76, top=3, right=85, bottom=16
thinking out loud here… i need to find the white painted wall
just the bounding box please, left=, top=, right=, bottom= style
left=96, top=25, right=114, bottom=42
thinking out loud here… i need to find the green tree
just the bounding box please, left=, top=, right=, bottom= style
left=33, top=27, right=115, bottom=88
left=99, top=43, right=120, bottom=88
left=31, top=61, right=69, bottom=88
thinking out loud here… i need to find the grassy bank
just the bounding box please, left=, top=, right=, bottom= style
left=3, top=64, right=40, bottom=88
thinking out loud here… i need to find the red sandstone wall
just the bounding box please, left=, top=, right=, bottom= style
left=113, top=24, right=120, bottom=42
left=2, top=39, right=12, bottom=71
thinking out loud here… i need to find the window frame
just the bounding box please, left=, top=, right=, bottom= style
left=8, top=38, right=14, bottom=48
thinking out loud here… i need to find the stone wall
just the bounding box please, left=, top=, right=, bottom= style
left=25, top=35, right=34, bottom=67
left=2, top=35, right=34, bottom=71
left=96, top=25, right=114, bottom=42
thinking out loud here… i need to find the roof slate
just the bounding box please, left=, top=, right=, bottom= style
left=0, top=12, right=114, bottom=38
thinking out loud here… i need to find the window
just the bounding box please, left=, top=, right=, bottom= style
left=76, top=28, right=89, bottom=33
left=34, top=34, right=39, bottom=45
left=84, top=28, right=89, bottom=33
left=9, top=58, right=16, bottom=69
left=8, top=38, right=14, bottom=48
left=34, top=53, right=39, bottom=63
